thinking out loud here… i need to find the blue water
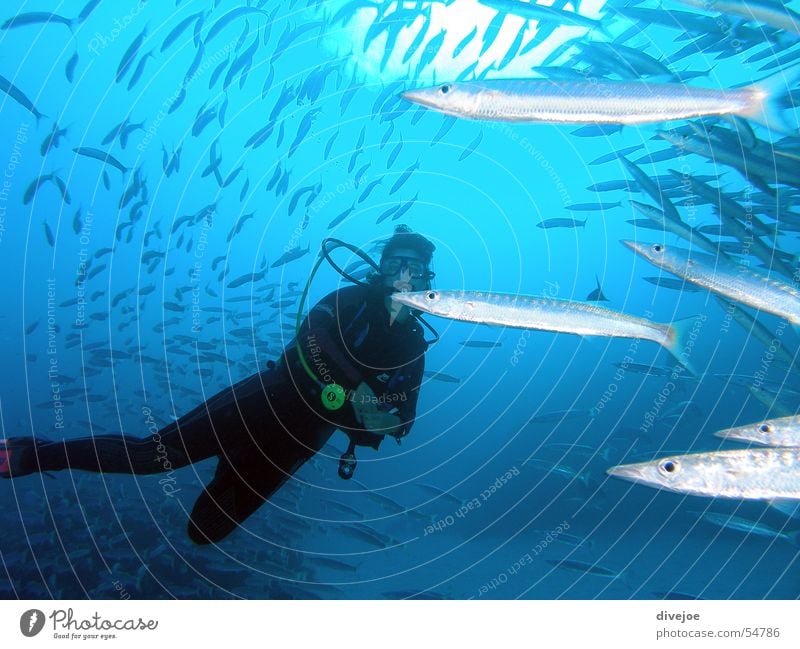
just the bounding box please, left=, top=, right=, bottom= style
left=0, top=0, right=798, bottom=599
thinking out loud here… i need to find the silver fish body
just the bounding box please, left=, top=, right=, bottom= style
left=690, top=511, right=799, bottom=544
left=715, top=416, right=800, bottom=448
left=391, top=289, right=696, bottom=369
left=403, top=77, right=768, bottom=125
left=623, top=241, right=800, bottom=324
left=608, top=447, right=800, bottom=499
left=676, top=0, right=800, bottom=35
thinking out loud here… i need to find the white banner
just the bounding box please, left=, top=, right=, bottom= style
left=1, top=600, right=798, bottom=648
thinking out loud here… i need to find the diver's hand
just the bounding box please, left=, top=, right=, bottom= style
left=360, top=411, right=403, bottom=438
left=351, top=381, right=378, bottom=425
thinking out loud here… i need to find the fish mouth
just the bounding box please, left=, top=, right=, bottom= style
left=390, top=292, right=417, bottom=307
left=401, top=89, right=439, bottom=110
left=620, top=239, right=641, bottom=254
left=606, top=461, right=649, bottom=483
left=713, top=429, right=757, bottom=444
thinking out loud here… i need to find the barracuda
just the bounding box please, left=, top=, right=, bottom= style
left=715, top=415, right=800, bottom=447
left=391, top=289, right=698, bottom=371
left=676, top=0, right=800, bottom=35
left=607, top=447, right=800, bottom=500
left=623, top=241, right=800, bottom=324
left=402, top=64, right=800, bottom=131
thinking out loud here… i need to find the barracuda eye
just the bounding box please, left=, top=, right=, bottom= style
left=425, top=291, right=436, bottom=301
left=439, top=84, right=451, bottom=95
left=652, top=244, right=664, bottom=253
left=759, top=423, right=773, bottom=434
left=658, top=459, right=679, bottom=476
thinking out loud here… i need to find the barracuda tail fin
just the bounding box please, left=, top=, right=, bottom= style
left=744, top=62, right=800, bottom=134
left=664, top=316, right=702, bottom=376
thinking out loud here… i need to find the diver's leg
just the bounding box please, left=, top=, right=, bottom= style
left=0, top=371, right=278, bottom=478
left=187, top=458, right=288, bottom=545
left=187, top=424, right=336, bottom=545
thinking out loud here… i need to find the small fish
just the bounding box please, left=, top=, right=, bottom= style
left=315, top=557, right=358, bottom=573
left=40, top=122, right=68, bottom=156
left=357, top=178, right=382, bottom=204
left=376, top=204, right=401, bottom=225
left=570, top=124, right=624, bottom=137
left=459, top=131, right=483, bottom=161
left=590, top=144, right=645, bottom=166
left=389, top=159, right=420, bottom=195
left=72, top=208, right=82, bottom=235
left=381, top=590, right=446, bottom=600
left=423, top=370, right=461, bottom=384
left=386, top=137, right=403, bottom=169
left=608, top=448, right=800, bottom=500
left=324, top=131, right=338, bottom=159
left=78, top=0, right=102, bottom=22
left=227, top=270, right=266, bottom=289
left=536, top=218, right=586, bottom=229
left=271, top=244, right=310, bottom=268
left=73, top=147, right=129, bottom=173
left=0, top=74, right=46, bottom=123
left=2, top=12, right=74, bottom=32
left=430, top=115, right=457, bottom=146
left=453, top=25, right=477, bottom=58
left=161, top=11, right=204, bottom=53
left=126, top=50, right=153, bottom=91
left=116, top=25, right=149, bottom=83
left=612, top=362, right=674, bottom=377
left=43, top=222, right=55, bottom=247
left=527, top=409, right=592, bottom=424
left=652, top=591, right=705, bottom=600
left=585, top=275, right=608, bottom=302
left=690, top=510, right=800, bottom=545
left=328, top=202, right=357, bottom=229
left=546, top=559, right=620, bottom=579
left=65, top=52, right=79, bottom=83
left=391, top=193, right=418, bottom=221
left=24, top=173, right=54, bottom=205
left=205, top=7, right=270, bottom=43
left=565, top=202, right=621, bottom=211
left=715, top=416, right=800, bottom=448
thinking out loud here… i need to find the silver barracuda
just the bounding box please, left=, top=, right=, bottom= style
left=391, top=290, right=698, bottom=371
left=623, top=241, right=800, bottom=324
left=401, top=64, right=800, bottom=130
left=607, top=447, right=800, bottom=499
left=676, top=0, right=800, bottom=35
left=715, top=415, right=800, bottom=447
left=689, top=511, right=800, bottom=545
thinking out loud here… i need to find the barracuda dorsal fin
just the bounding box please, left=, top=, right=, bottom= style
left=743, top=61, right=800, bottom=134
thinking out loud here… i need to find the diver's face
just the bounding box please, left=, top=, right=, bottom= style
left=379, top=248, right=431, bottom=293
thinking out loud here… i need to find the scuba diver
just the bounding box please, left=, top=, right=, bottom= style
left=0, top=225, right=437, bottom=545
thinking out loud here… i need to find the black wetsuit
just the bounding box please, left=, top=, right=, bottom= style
left=27, top=284, right=427, bottom=544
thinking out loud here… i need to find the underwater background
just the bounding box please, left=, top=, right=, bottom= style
left=1, top=0, right=798, bottom=599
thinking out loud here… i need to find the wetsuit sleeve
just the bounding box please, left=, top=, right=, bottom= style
left=296, top=290, right=364, bottom=390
